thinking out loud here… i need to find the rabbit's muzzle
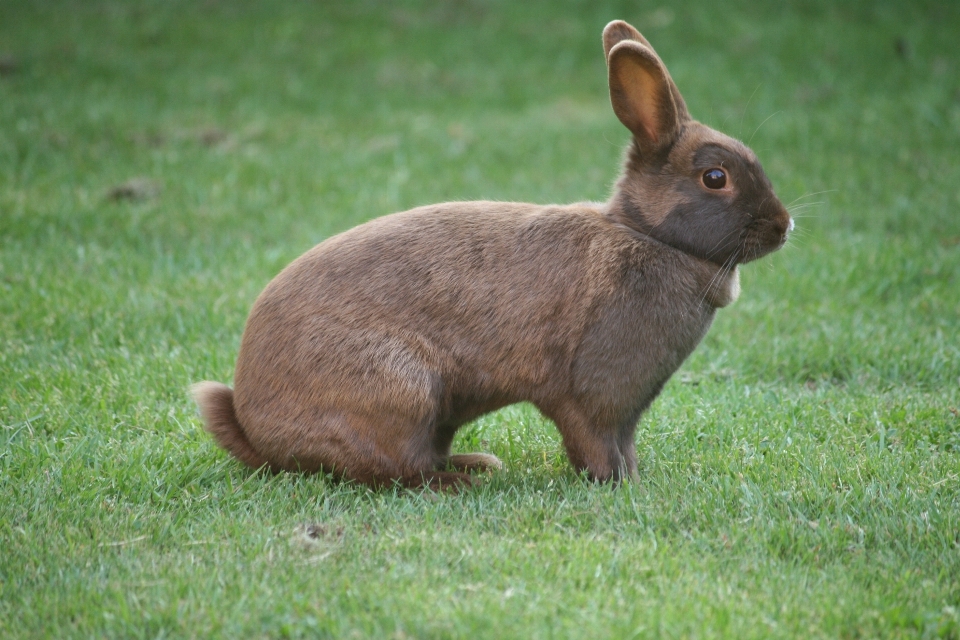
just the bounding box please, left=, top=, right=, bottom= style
left=742, top=200, right=792, bottom=262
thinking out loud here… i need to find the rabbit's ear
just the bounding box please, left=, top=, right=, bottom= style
left=602, top=21, right=690, bottom=131
left=607, top=39, right=690, bottom=152
left=602, top=20, right=653, bottom=59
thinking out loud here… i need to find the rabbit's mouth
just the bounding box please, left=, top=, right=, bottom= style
left=739, top=215, right=792, bottom=262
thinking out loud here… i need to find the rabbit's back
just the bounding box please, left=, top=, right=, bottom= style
left=235, top=203, right=605, bottom=411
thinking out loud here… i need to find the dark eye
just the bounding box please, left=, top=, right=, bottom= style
left=702, top=168, right=727, bottom=190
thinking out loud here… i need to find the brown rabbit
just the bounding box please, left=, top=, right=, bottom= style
left=192, top=20, right=792, bottom=490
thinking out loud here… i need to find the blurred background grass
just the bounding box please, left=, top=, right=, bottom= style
left=1, top=1, right=959, bottom=637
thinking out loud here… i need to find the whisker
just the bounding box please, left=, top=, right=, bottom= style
left=701, top=223, right=743, bottom=258
left=784, top=190, right=837, bottom=208
left=697, top=251, right=738, bottom=309
left=697, top=257, right=728, bottom=308
left=787, top=201, right=824, bottom=211
left=704, top=227, right=744, bottom=261
left=754, top=197, right=769, bottom=221
left=747, top=110, right=782, bottom=146
left=739, top=84, right=762, bottom=140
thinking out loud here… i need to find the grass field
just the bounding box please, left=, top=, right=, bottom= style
left=2, top=0, right=959, bottom=637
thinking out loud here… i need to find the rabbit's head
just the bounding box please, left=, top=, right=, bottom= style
left=603, top=21, right=792, bottom=266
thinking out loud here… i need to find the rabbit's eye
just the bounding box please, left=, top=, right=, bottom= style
left=702, top=169, right=727, bottom=190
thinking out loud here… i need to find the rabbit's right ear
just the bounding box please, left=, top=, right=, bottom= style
left=606, top=39, right=689, bottom=154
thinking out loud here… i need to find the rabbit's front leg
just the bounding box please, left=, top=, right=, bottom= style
left=617, top=422, right=641, bottom=483
left=543, top=402, right=636, bottom=483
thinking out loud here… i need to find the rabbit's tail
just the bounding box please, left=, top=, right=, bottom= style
left=190, top=381, right=270, bottom=470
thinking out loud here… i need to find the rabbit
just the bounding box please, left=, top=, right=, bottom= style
left=191, top=20, right=793, bottom=491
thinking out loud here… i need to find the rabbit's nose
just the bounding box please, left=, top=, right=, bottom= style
left=777, top=217, right=794, bottom=240
left=770, top=203, right=792, bottom=238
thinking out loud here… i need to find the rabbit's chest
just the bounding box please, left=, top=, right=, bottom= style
left=571, top=270, right=717, bottom=410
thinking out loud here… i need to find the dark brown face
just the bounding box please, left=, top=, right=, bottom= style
left=620, top=124, right=792, bottom=266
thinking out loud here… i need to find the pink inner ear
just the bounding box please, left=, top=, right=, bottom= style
left=615, top=53, right=666, bottom=145
left=630, top=69, right=663, bottom=144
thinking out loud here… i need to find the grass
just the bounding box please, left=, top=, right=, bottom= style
left=2, top=0, right=959, bottom=637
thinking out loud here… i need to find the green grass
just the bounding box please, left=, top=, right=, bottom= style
left=2, top=0, right=959, bottom=637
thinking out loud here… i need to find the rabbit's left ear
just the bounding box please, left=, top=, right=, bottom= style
left=603, top=21, right=690, bottom=152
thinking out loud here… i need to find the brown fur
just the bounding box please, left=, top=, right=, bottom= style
left=191, top=21, right=792, bottom=490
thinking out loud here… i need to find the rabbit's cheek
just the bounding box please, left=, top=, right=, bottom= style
left=649, top=198, right=744, bottom=265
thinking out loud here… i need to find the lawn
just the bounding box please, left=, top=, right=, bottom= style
left=1, top=0, right=959, bottom=637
